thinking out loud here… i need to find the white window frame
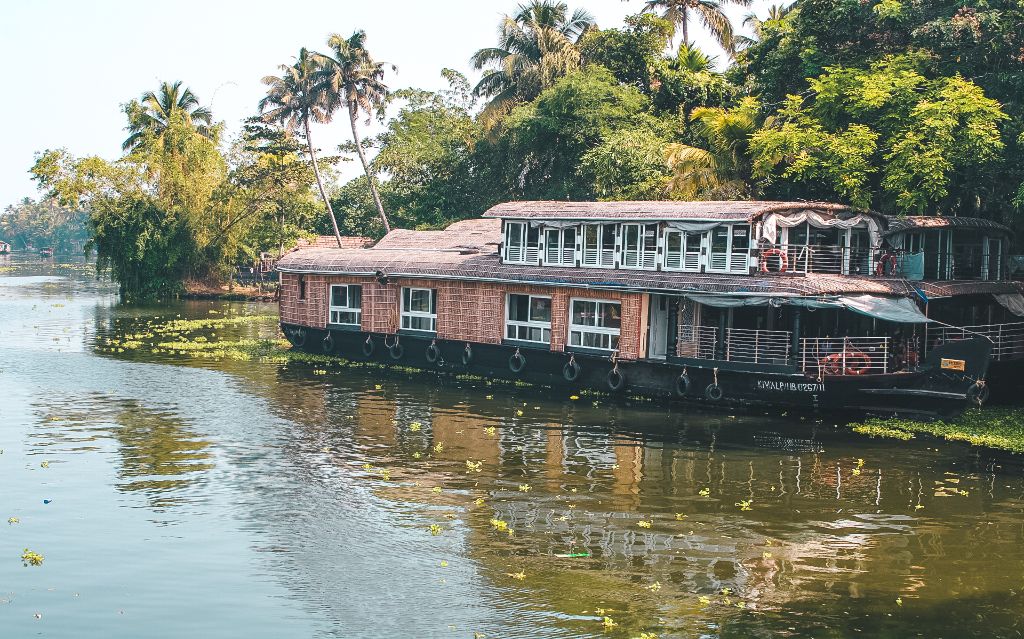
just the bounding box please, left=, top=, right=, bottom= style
left=400, top=287, right=437, bottom=333
left=707, top=223, right=752, bottom=274
left=504, top=221, right=539, bottom=264
left=580, top=223, right=617, bottom=268
left=328, top=284, right=362, bottom=326
left=542, top=227, right=577, bottom=266
left=620, top=223, right=659, bottom=270
left=568, top=297, right=622, bottom=352
left=504, top=293, right=552, bottom=344
left=663, top=229, right=702, bottom=272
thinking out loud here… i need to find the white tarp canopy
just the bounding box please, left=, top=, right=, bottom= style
left=761, top=210, right=881, bottom=247
left=838, top=294, right=933, bottom=323
left=994, top=292, right=1024, bottom=317
left=683, top=293, right=931, bottom=323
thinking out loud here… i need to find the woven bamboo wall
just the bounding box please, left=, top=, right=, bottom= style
left=278, top=274, right=646, bottom=360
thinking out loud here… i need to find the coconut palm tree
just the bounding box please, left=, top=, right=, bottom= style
left=664, top=96, right=759, bottom=198
left=737, top=4, right=794, bottom=49
left=639, top=0, right=752, bottom=54
left=122, top=81, right=213, bottom=153
left=321, top=30, right=394, bottom=234
left=259, top=48, right=344, bottom=247
left=471, top=0, right=595, bottom=121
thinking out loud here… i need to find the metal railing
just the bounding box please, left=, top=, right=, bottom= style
left=677, top=326, right=791, bottom=365
left=762, top=245, right=880, bottom=276
left=725, top=328, right=792, bottom=365
left=800, top=337, right=890, bottom=376
left=676, top=325, right=717, bottom=359
left=927, top=322, right=1024, bottom=361
left=900, top=250, right=1003, bottom=281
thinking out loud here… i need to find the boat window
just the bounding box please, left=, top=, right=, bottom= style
left=621, top=223, right=658, bottom=269
left=569, top=298, right=621, bottom=351
left=506, top=294, right=552, bottom=344
left=401, top=287, right=437, bottom=333
left=664, top=230, right=701, bottom=271
left=580, top=224, right=616, bottom=267
left=328, top=284, right=362, bottom=326
left=504, top=221, right=539, bottom=264
left=543, top=227, right=577, bottom=266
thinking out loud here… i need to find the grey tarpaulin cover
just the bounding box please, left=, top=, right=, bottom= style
left=994, top=293, right=1024, bottom=317
left=837, top=295, right=932, bottom=323
left=683, top=293, right=932, bottom=323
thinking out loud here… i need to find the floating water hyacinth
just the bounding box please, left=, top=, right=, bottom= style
left=601, top=616, right=617, bottom=629
left=483, top=427, right=496, bottom=436
left=735, top=500, right=753, bottom=511
left=429, top=524, right=442, bottom=536
left=637, top=520, right=652, bottom=529
left=675, top=513, right=687, bottom=520
left=21, top=549, right=43, bottom=566
left=518, top=484, right=531, bottom=492
left=507, top=571, right=526, bottom=581
left=490, top=519, right=508, bottom=532
left=474, top=498, right=485, bottom=506
left=647, top=581, right=662, bottom=591
left=432, top=486, right=443, bottom=494
left=699, top=488, right=711, bottom=497
left=433, top=443, right=444, bottom=453
left=466, top=460, right=482, bottom=473
left=8, top=517, right=19, bottom=525
left=410, top=422, right=421, bottom=432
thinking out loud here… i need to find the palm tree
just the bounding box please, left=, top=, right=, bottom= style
left=122, top=81, right=213, bottom=153
left=737, top=4, right=793, bottom=49
left=664, top=96, right=759, bottom=198
left=471, top=0, right=595, bottom=121
left=669, top=42, right=717, bottom=73
left=639, top=0, right=753, bottom=54
left=321, top=30, right=394, bottom=234
left=259, top=48, right=344, bottom=247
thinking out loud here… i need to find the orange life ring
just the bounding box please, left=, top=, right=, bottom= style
left=818, top=351, right=871, bottom=376
left=759, top=248, right=788, bottom=273
left=875, top=253, right=897, bottom=276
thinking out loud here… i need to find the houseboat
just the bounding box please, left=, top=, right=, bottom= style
left=39, top=246, right=54, bottom=258
left=277, top=201, right=1023, bottom=415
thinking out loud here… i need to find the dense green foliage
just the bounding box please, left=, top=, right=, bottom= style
left=0, top=197, right=89, bottom=252
left=9, top=0, right=1024, bottom=297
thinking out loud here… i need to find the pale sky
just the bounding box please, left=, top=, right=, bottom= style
left=0, top=0, right=777, bottom=209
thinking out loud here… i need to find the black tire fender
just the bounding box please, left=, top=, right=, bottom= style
left=509, top=351, right=526, bottom=373
left=563, top=360, right=581, bottom=382
left=361, top=336, right=375, bottom=357
left=425, top=342, right=440, bottom=364
left=675, top=374, right=691, bottom=397
left=607, top=367, right=626, bottom=392
left=388, top=341, right=404, bottom=361
left=705, top=383, right=723, bottom=401
left=322, top=332, right=335, bottom=354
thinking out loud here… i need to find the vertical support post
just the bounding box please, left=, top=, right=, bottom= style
left=791, top=309, right=802, bottom=363
left=717, top=310, right=727, bottom=360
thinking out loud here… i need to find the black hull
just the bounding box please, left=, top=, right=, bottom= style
left=283, top=325, right=991, bottom=417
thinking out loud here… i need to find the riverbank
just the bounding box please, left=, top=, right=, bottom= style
left=851, top=408, right=1024, bottom=453
left=182, top=279, right=277, bottom=302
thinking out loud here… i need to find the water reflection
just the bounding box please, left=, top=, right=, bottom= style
left=258, top=367, right=1024, bottom=638
left=30, top=393, right=213, bottom=511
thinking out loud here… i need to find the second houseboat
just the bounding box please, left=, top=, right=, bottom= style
left=277, top=201, right=1024, bottom=415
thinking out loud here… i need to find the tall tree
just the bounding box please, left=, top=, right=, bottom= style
left=471, top=0, right=595, bottom=121
left=664, top=96, right=759, bottom=198
left=122, top=81, right=213, bottom=153
left=259, top=48, right=345, bottom=247
left=638, top=0, right=752, bottom=54
left=321, top=30, right=394, bottom=234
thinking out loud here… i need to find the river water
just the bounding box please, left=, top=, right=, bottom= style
left=1, top=256, right=1023, bottom=638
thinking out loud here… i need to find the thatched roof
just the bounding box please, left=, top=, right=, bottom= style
left=482, top=200, right=871, bottom=222
left=885, top=216, right=1011, bottom=236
